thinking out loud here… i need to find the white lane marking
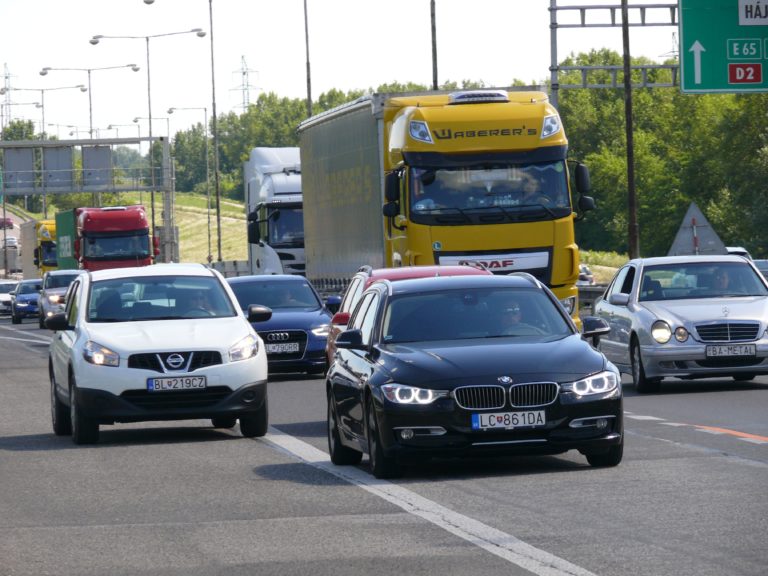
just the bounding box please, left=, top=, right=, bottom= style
left=263, top=428, right=599, bottom=576
left=660, top=422, right=688, bottom=427
left=624, top=414, right=664, bottom=421
left=696, top=429, right=725, bottom=435
left=740, top=438, right=768, bottom=445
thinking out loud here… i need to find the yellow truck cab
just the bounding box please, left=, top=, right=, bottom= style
left=299, top=89, right=594, bottom=321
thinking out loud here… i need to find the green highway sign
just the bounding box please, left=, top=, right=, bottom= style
left=680, top=0, right=768, bottom=93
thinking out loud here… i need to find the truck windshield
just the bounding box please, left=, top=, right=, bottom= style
left=268, top=207, right=304, bottom=248
left=83, top=232, right=151, bottom=260
left=409, top=161, right=571, bottom=224
left=41, top=241, right=57, bottom=267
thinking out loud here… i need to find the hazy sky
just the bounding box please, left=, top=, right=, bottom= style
left=0, top=0, right=677, bottom=139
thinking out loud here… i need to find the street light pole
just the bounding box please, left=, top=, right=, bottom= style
left=90, top=29, right=206, bottom=257
left=168, top=106, right=211, bottom=263
left=208, top=0, right=222, bottom=262
left=39, top=64, right=139, bottom=137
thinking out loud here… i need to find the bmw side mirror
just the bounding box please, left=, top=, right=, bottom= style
left=335, top=328, right=365, bottom=350
left=581, top=316, right=610, bottom=347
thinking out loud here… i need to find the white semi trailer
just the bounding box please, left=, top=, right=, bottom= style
left=244, top=147, right=305, bottom=275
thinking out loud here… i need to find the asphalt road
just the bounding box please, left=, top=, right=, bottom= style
left=1, top=316, right=766, bottom=576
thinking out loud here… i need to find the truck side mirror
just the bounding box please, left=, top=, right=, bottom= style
left=575, top=163, right=591, bottom=194
left=578, top=195, right=596, bottom=213
left=382, top=202, right=400, bottom=218
left=384, top=171, right=400, bottom=202
left=247, top=220, right=261, bottom=244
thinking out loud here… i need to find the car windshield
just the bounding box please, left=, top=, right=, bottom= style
left=46, top=273, right=80, bottom=289
left=229, top=280, right=321, bottom=311
left=0, top=282, right=17, bottom=294
left=381, top=287, right=573, bottom=343
left=18, top=282, right=42, bottom=295
left=639, top=262, right=768, bottom=302
left=87, top=275, right=237, bottom=322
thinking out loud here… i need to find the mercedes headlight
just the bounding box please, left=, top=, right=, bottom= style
left=651, top=320, right=672, bottom=343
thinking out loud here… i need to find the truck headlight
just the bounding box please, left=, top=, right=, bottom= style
left=541, top=114, right=561, bottom=138
left=409, top=121, right=433, bottom=144
left=560, top=296, right=576, bottom=315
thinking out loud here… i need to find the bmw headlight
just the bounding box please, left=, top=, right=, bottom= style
left=311, top=323, right=331, bottom=338
left=651, top=320, right=672, bottom=343
left=83, top=340, right=120, bottom=367
left=382, top=383, right=449, bottom=405
left=562, top=370, right=619, bottom=396
left=229, top=334, right=259, bottom=362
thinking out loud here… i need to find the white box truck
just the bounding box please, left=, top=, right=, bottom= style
left=244, top=147, right=305, bottom=275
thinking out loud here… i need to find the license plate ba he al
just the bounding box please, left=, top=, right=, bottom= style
left=147, top=376, right=207, bottom=391
left=471, top=410, right=545, bottom=430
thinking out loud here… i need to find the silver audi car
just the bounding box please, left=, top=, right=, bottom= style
left=594, top=255, right=768, bottom=393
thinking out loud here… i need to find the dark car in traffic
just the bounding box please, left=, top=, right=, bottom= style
left=227, top=275, right=338, bottom=375
left=326, top=273, right=621, bottom=478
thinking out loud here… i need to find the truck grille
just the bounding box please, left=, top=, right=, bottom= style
left=128, top=351, right=222, bottom=373
left=695, top=322, right=760, bottom=342
left=509, top=382, right=559, bottom=408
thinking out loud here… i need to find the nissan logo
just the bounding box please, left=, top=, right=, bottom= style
left=165, top=353, right=186, bottom=369
left=267, top=332, right=290, bottom=342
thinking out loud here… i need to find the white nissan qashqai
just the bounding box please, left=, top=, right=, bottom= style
left=46, top=263, right=272, bottom=444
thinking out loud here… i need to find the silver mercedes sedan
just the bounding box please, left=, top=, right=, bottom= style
left=594, top=255, right=768, bottom=393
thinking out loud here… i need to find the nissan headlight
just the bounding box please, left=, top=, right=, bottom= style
left=562, top=370, right=619, bottom=396
left=651, top=320, right=672, bottom=343
left=83, top=340, right=120, bottom=367
left=229, top=334, right=259, bottom=362
left=382, top=383, right=449, bottom=405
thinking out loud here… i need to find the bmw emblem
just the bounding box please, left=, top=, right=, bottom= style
left=497, top=376, right=513, bottom=384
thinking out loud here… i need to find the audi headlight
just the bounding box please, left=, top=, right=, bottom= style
left=651, top=320, right=672, bottom=343
left=311, top=323, right=331, bottom=338
left=382, top=383, right=449, bottom=405
left=83, top=340, right=120, bottom=367
left=562, top=370, right=619, bottom=396
left=229, top=334, right=259, bottom=362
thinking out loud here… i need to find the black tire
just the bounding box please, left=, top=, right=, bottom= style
left=240, top=401, right=268, bottom=438
left=211, top=417, right=237, bottom=429
left=307, top=362, right=327, bottom=377
left=367, top=398, right=400, bottom=479
left=11, top=311, right=21, bottom=324
left=50, top=362, right=71, bottom=436
left=70, top=380, right=99, bottom=445
left=586, top=439, right=624, bottom=467
left=733, top=374, right=755, bottom=382
left=39, top=315, right=45, bottom=329
left=327, top=391, right=362, bottom=465
left=631, top=340, right=661, bottom=394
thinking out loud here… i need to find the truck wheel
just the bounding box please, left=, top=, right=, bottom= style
left=70, top=380, right=99, bottom=444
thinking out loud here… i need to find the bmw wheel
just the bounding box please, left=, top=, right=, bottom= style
left=211, top=417, right=237, bottom=429
left=366, top=398, right=400, bottom=479
left=327, top=390, right=362, bottom=465
left=586, top=438, right=624, bottom=467
left=631, top=340, right=661, bottom=394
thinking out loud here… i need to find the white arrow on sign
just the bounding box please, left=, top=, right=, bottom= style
left=689, top=40, right=706, bottom=84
